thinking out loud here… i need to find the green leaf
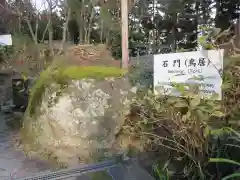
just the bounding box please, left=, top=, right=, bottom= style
left=208, top=102, right=221, bottom=110
left=210, top=128, right=232, bottom=137
left=196, top=109, right=209, bottom=121
left=198, top=36, right=207, bottom=45
left=174, top=83, right=186, bottom=93
left=225, top=127, right=240, bottom=139
left=186, top=111, right=191, bottom=119
left=167, top=97, right=179, bottom=104
left=222, top=173, right=240, bottom=180
left=182, top=115, right=187, bottom=122
left=209, top=158, right=240, bottom=166
left=222, top=82, right=231, bottom=90
left=210, top=93, right=220, bottom=100
left=174, top=100, right=188, bottom=108
left=203, top=126, right=211, bottom=137
left=212, top=110, right=224, bottom=117
left=196, top=105, right=207, bottom=112
left=209, top=27, right=221, bottom=37
left=189, top=75, right=205, bottom=81
left=143, top=118, right=148, bottom=125
left=155, top=103, right=162, bottom=112
left=184, top=91, right=197, bottom=98
left=190, top=96, right=201, bottom=108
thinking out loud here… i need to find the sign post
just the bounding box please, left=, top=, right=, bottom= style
left=121, top=0, right=129, bottom=69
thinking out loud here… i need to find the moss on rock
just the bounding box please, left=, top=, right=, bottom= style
left=26, top=63, right=127, bottom=117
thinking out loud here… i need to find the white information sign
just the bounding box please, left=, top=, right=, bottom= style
left=154, top=49, right=224, bottom=100
left=0, top=35, right=12, bottom=46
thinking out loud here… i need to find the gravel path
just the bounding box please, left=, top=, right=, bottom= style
left=0, top=113, right=52, bottom=179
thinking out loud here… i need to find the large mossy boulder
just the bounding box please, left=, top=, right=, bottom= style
left=21, top=63, right=136, bottom=165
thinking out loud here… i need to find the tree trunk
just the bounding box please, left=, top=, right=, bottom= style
left=78, top=2, right=86, bottom=44
left=148, top=31, right=151, bottom=54
left=18, top=16, right=21, bottom=34
left=77, top=16, right=84, bottom=44
left=60, top=3, right=71, bottom=54
left=41, top=21, right=50, bottom=42
left=35, top=16, right=39, bottom=41
left=47, top=6, right=54, bottom=55
left=171, top=12, right=177, bottom=52
left=215, top=0, right=221, bottom=28
left=100, top=20, right=103, bottom=43
left=26, top=19, right=38, bottom=45
left=78, top=22, right=84, bottom=44
left=48, top=20, right=54, bottom=55
left=84, top=14, right=88, bottom=44
left=105, top=30, right=110, bottom=44
left=87, top=7, right=94, bottom=44
left=238, top=17, right=240, bottom=48
left=46, top=0, right=56, bottom=55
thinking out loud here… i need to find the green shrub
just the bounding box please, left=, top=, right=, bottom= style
left=124, top=86, right=223, bottom=179
left=0, top=45, right=13, bottom=62
left=208, top=128, right=240, bottom=180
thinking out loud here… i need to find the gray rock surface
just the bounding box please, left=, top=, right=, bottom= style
left=23, top=77, right=136, bottom=165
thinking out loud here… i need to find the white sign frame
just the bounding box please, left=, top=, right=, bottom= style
left=0, top=35, right=12, bottom=46
left=153, top=49, right=224, bottom=100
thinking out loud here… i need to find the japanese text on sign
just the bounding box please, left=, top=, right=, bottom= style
left=162, top=57, right=209, bottom=68
left=153, top=49, right=224, bottom=100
